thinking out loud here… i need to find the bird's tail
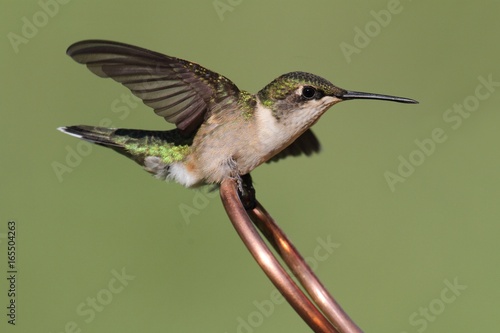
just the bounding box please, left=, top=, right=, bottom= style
left=58, top=125, right=120, bottom=148
left=57, top=125, right=192, bottom=166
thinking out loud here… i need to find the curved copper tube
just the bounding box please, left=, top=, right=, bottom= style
left=249, top=201, right=362, bottom=333
left=220, top=178, right=338, bottom=333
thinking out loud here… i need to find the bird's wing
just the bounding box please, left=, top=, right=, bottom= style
left=67, top=40, right=240, bottom=135
left=266, top=129, right=321, bottom=163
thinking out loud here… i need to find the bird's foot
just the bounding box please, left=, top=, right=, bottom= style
left=237, top=173, right=256, bottom=210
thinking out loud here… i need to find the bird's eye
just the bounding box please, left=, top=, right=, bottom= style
left=302, top=86, right=316, bottom=99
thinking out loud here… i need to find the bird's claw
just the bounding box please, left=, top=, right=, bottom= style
left=237, top=174, right=256, bottom=210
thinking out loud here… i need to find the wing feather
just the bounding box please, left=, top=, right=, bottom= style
left=67, top=40, right=240, bottom=135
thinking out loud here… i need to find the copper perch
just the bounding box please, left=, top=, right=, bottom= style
left=219, top=178, right=363, bottom=333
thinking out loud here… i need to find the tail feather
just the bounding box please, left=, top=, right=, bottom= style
left=58, top=126, right=120, bottom=147
left=57, top=125, right=193, bottom=166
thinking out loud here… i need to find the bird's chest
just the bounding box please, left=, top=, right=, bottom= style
left=193, top=116, right=288, bottom=179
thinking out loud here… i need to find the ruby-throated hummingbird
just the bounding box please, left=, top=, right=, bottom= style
left=59, top=40, right=418, bottom=188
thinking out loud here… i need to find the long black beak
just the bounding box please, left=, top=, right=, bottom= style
left=341, top=90, right=418, bottom=104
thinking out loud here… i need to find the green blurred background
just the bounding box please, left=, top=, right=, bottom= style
left=1, top=1, right=499, bottom=332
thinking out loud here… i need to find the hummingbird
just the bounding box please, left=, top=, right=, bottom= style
left=59, top=40, right=418, bottom=189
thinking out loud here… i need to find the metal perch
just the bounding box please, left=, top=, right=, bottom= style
left=219, top=177, right=363, bottom=333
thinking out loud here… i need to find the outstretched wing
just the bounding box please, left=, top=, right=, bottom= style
left=267, top=129, right=321, bottom=163
left=67, top=40, right=240, bottom=135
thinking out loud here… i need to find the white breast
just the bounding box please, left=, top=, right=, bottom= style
left=255, top=100, right=289, bottom=149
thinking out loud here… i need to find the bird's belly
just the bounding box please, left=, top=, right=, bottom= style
left=175, top=146, right=264, bottom=186
left=189, top=139, right=263, bottom=185
left=191, top=151, right=241, bottom=184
